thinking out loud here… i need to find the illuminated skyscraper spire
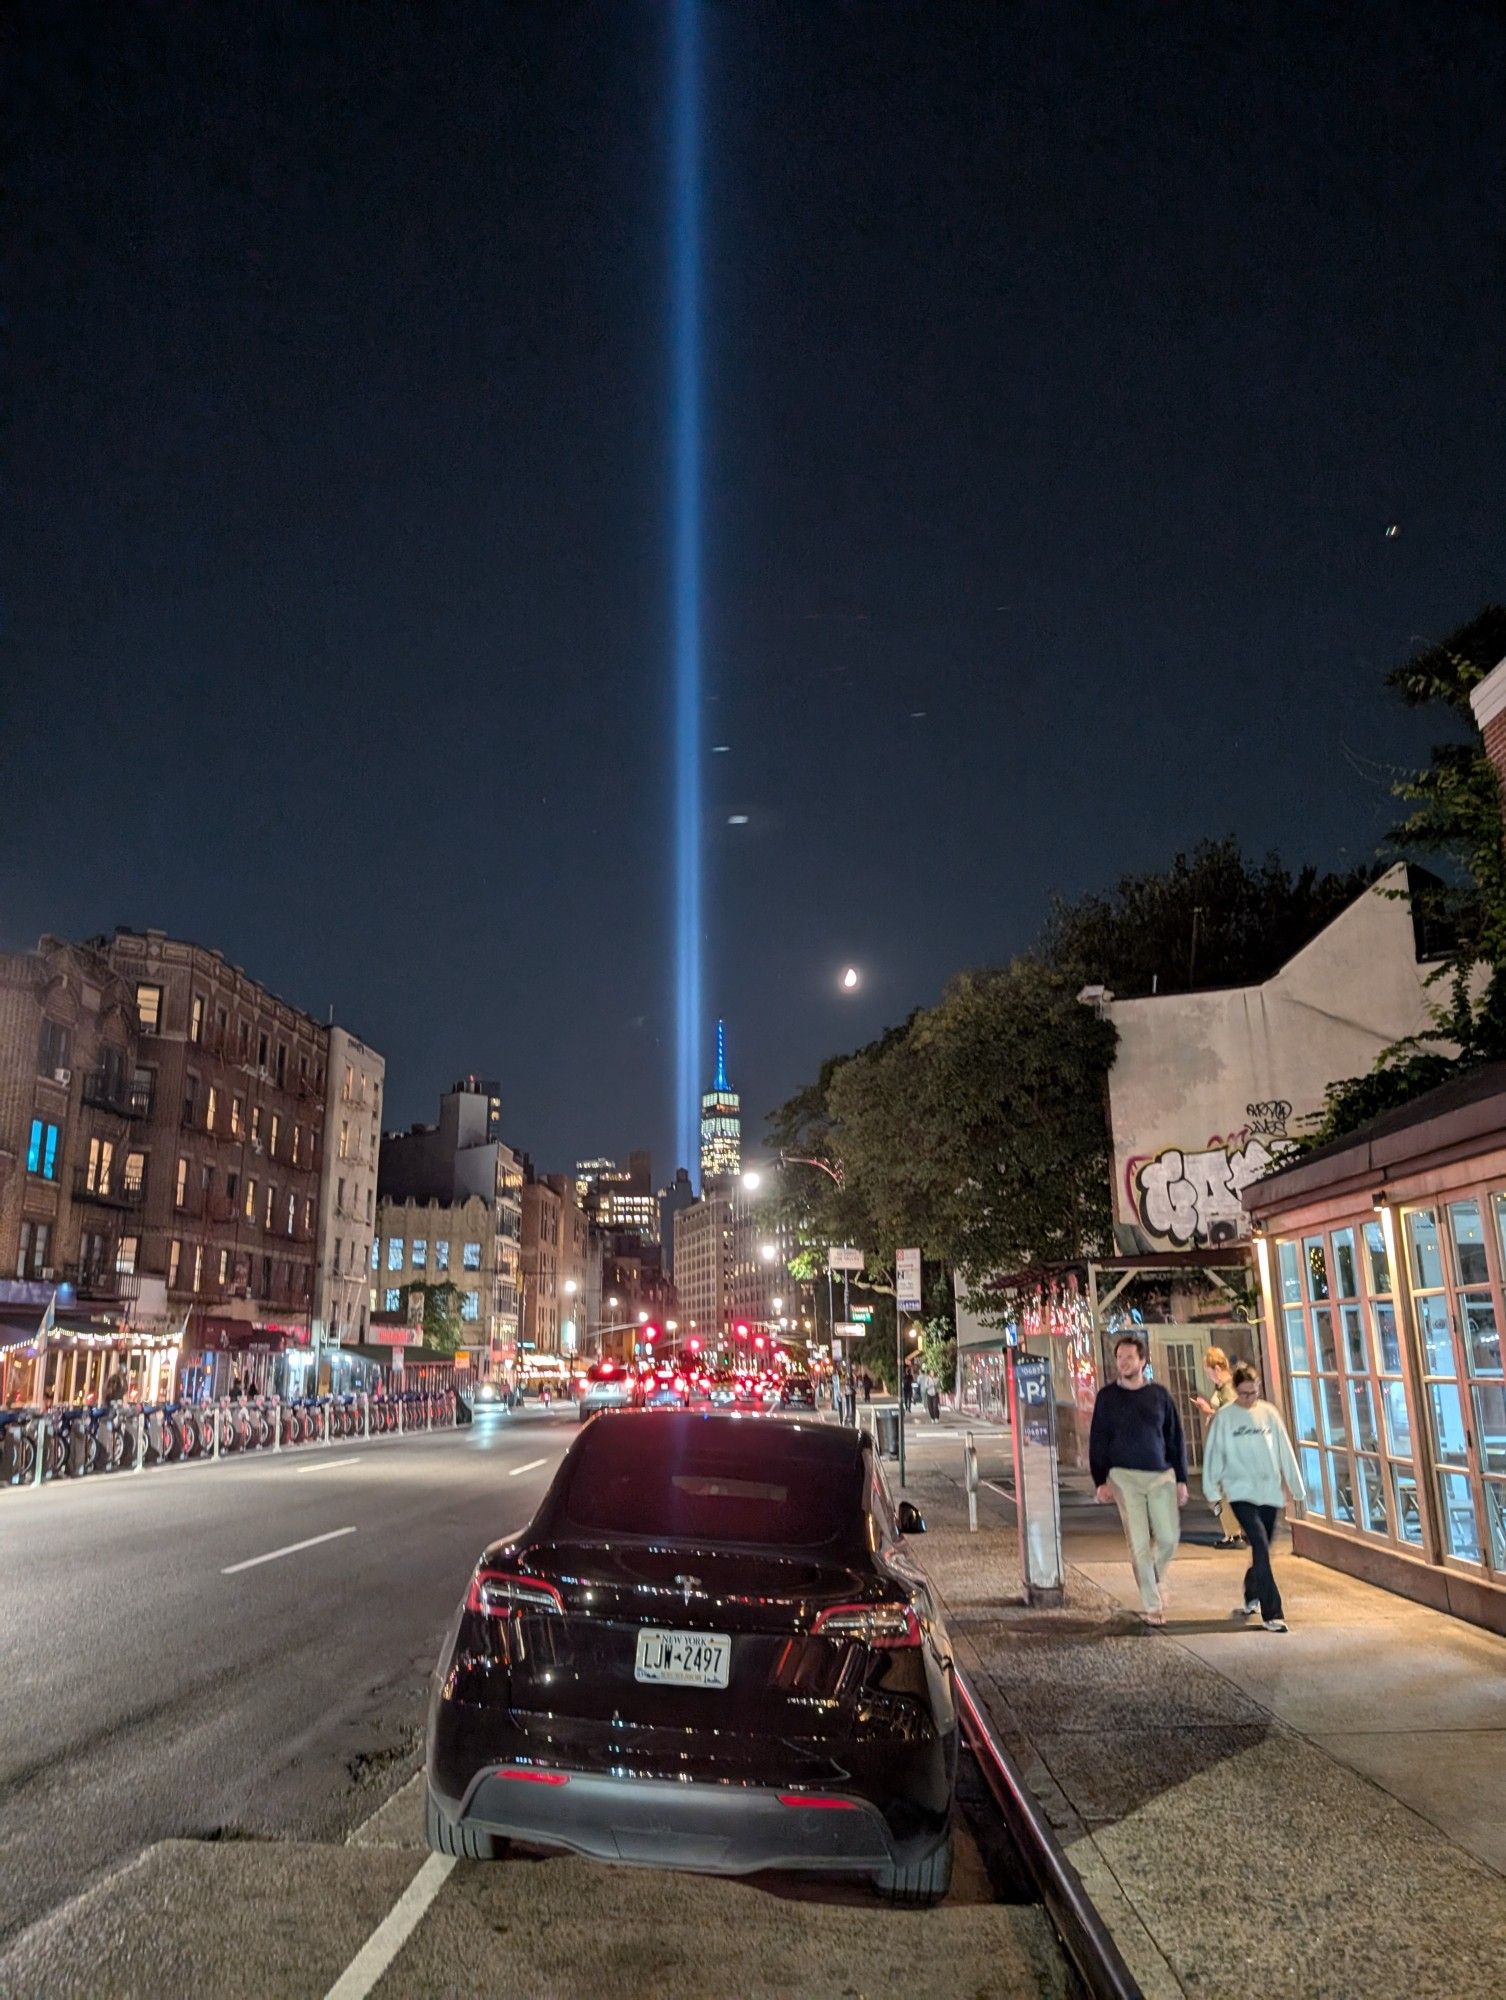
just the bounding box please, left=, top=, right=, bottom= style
left=700, top=1018, right=740, bottom=1188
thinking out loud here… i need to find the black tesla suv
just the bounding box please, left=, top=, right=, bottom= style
left=426, top=1408, right=957, bottom=1904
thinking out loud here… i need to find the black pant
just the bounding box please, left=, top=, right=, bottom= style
left=1231, top=1500, right=1282, bottom=1620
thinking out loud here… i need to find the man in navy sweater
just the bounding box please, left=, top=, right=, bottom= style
left=1089, top=1332, right=1188, bottom=1626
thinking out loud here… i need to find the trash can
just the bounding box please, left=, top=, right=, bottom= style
left=873, top=1408, right=900, bottom=1460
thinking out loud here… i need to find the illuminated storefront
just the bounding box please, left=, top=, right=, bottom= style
left=1245, top=1066, right=1506, bottom=1635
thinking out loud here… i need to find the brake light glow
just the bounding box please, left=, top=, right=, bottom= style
left=810, top=1602, right=921, bottom=1649
left=465, top=1569, right=564, bottom=1618
left=496, top=1767, right=569, bottom=1786
left=777, top=1793, right=860, bottom=1810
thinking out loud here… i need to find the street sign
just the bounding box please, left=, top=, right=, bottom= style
left=371, top=1326, right=420, bottom=1347
left=851, top=1305, right=874, bottom=1323
left=834, top=1321, right=864, bottom=1339
left=828, top=1245, right=864, bottom=1274
left=896, top=1248, right=922, bottom=1312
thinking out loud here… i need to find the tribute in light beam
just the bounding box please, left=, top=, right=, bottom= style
left=671, top=0, right=703, bottom=1178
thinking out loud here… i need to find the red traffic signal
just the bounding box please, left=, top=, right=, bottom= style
left=688, top=1336, right=701, bottom=1352
left=644, top=1326, right=658, bottom=1344
left=735, top=1322, right=749, bottom=1338
left=754, top=1335, right=765, bottom=1350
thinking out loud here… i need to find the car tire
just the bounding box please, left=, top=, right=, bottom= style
left=871, top=1828, right=954, bottom=1908
left=425, top=1787, right=507, bottom=1861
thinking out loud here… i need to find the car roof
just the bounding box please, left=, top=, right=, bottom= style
left=587, top=1407, right=863, bottom=1462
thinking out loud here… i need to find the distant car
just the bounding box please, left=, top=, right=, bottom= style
left=779, top=1375, right=815, bottom=1409
left=470, top=1381, right=504, bottom=1416
left=707, top=1374, right=737, bottom=1407
left=425, top=1410, right=956, bottom=1903
left=642, top=1368, right=690, bottom=1410
left=577, top=1360, right=635, bottom=1424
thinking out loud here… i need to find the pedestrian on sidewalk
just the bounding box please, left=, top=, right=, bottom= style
left=923, top=1368, right=941, bottom=1422
left=1089, top=1333, right=1188, bottom=1626
left=861, top=1369, right=873, bottom=1405
left=1192, top=1345, right=1246, bottom=1548
left=1202, top=1363, right=1307, bottom=1633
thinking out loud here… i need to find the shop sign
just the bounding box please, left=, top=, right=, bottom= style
left=371, top=1326, right=420, bottom=1347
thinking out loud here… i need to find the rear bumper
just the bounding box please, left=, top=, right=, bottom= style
left=432, top=1766, right=936, bottom=1875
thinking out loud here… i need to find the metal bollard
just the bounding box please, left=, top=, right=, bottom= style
left=964, top=1431, right=979, bottom=1532
left=135, top=1411, right=146, bottom=1475
left=322, top=1398, right=331, bottom=1447
left=272, top=1398, right=281, bottom=1452
left=361, top=1393, right=369, bottom=1439
left=213, top=1402, right=222, bottom=1462
left=33, top=1416, right=48, bottom=1488
left=397, top=1395, right=404, bottom=1437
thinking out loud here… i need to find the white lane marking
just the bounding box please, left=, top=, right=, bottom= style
left=323, top=1852, right=455, bottom=2000
left=984, top=1479, right=1016, bottom=1502
left=221, top=1525, right=357, bottom=1574
left=293, top=1456, right=365, bottom=1476
left=507, top=1457, right=549, bottom=1477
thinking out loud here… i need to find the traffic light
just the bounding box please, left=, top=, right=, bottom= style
left=735, top=1322, right=749, bottom=1339
left=644, top=1326, right=658, bottom=1345
left=754, top=1335, right=765, bottom=1351
left=688, top=1336, right=701, bottom=1352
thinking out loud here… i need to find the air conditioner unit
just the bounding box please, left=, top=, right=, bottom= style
left=54, top=1067, right=72, bottom=1085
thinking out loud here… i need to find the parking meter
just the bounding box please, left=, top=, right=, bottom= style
left=1009, top=1353, right=1064, bottom=1607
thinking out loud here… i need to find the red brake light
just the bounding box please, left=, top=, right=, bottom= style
left=777, top=1792, right=860, bottom=1811
left=465, top=1569, right=564, bottom=1618
left=496, top=1767, right=569, bottom=1786
left=810, top=1602, right=921, bottom=1649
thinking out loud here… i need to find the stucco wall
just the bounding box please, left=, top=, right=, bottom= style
left=1106, top=867, right=1442, bottom=1251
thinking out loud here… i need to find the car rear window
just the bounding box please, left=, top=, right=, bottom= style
left=560, top=1421, right=860, bottom=1547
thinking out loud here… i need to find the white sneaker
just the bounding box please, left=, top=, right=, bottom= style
left=1263, top=1617, right=1289, bottom=1633
left=1235, top=1601, right=1260, bottom=1618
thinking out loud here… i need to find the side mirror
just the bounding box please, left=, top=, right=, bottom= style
left=896, top=1500, right=926, bottom=1535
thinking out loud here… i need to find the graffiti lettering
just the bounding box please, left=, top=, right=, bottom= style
left=1132, top=1140, right=1284, bottom=1249
left=1244, top=1100, right=1292, bottom=1139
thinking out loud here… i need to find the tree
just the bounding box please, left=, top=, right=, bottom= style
left=406, top=1282, right=464, bottom=1356
left=1040, top=836, right=1377, bottom=999
left=1296, top=606, right=1506, bottom=1150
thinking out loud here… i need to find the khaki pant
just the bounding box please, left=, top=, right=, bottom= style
left=1108, top=1467, right=1181, bottom=1613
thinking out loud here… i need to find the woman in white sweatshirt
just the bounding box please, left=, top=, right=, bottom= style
left=1201, top=1365, right=1307, bottom=1632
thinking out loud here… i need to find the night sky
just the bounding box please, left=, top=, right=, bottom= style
left=8, top=2, right=1504, bottom=1180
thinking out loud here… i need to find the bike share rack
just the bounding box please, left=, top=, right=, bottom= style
left=0, top=1387, right=459, bottom=1491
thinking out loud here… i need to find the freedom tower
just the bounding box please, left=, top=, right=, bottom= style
left=698, top=1018, right=741, bottom=1190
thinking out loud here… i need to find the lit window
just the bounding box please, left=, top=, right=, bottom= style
left=371, top=1238, right=379, bottom=1271
left=286, top=1194, right=295, bottom=1235
left=435, top=1240, right=450, bottom=1271
left=217, top=1248, right=230, bottom=1284
left=461, top=1290, right=481, bottom=1321
left=292, top=1125, right=301, bottom=1164
left=264, top=1184, right=275, bottom=1228
left=116, top=1235, right=139, bottom=1276
left=168, top=1239, right=182, bottom=1287
left=206, top=1085, right=218, bottom=1132
left=245, top=1178, right=257, bottom=1221
left=340, top=1119, right=350, bottom=1160
left=388, top=1237, right=404, bottom=1270
left=86, top=1137, right=115, bottom=1194
left=175, top=1157, right=189, bottom=1209
left=304, top=1196, right=314, bottom=1232
left=463, top=1242, right=481, bottom=1270
left=231, top=1096, right=244, bottom=1136
left=412, top=1238, right=428, bottom=1269
left=384, top=1288, right=401, bottom=1312
left=190, top=995, right=204, bottom=1044
left=270, top=1113, right=281, bottom=1156
left=192, top=1244, right=204, bottom=1292
left=123, top=1151, right=145, bottom=1196
left=27, top=1119, right=61, bottom=1181
left=136, top=984, right=162, bottom=1032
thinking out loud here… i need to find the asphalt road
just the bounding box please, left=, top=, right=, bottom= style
left=0, top=1405, right=570, bottom=1951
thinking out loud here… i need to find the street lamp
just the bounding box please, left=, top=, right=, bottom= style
left=741, top=1169, right=761, bottom=1191
left=772, top=1296, right=783, bottom=1313
left=760, top=1243, right=777, bottom=1263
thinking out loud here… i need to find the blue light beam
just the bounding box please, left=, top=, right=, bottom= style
left=671, top=0, right=703, bottom=1177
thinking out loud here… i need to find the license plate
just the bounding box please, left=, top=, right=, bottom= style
left=634, top=1628, right=731, bottom=1688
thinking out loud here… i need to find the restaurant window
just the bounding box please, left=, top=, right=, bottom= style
left=136, top=984, right=162, bottom=1032
left=1276, top=1220, right=1424, bottom=1551
left=1406, top=1204, right=1496, bottom=1570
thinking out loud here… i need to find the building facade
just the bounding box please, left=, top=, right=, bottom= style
left=94, top=930, right=327, bottom=1393
left=674, top=1191, right=731, bottom=1352
left=379, top=1080, right=523, bottom=1375
left=373, top=1194, right=513, bottom=1369
left=577, top=1151, right=659, bottom=1242
left=313, top=1028, right=384, bottom=1360
left=520, top=1172, right=563, bottom=1356
left=699, top=1020, right=741, bottom=1188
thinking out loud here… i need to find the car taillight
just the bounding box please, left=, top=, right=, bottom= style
left=465, top=1569, right=564, bottom=1618
left=496, top=1767, right=569, bottom=1786
left=777, top=1792, right=860, bottom=1810
left=810, top=1602, right=921, bottom=1648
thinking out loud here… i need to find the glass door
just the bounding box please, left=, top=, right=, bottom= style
left=1405, top=1205, right=1493, bottom=1571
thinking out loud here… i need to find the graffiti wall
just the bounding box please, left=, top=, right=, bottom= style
left=1126, top=1103, right=1293, bottom=1249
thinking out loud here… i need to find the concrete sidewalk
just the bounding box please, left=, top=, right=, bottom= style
left=901, top=1425, right=1506, bottom=2000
